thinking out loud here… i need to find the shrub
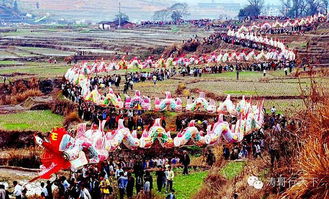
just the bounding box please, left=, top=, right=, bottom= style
left=182, top=40, right=200, bottom=52
left=0, top=89, right=42, bottom=105
left=7, top=147, right=41, bottom=168
left=175, top=83, right=187, bottom=95
left=282, top=81, right=329, bottom=198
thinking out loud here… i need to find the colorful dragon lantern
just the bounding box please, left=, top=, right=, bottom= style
left=143, top=57, right=153, bottom=68
left=156, top=57, right=166, bottom=68
left=174, top=120, right=207, bottom=147
left=139, top=118, right=174, bottom=149
left=154, top=91, right=182, bottom=112
left=103, top=88, right=124, bottom=108
left=124, top=90, right=151, bottom=110
left=166, top=57, right=175, bottom=68
left=34, top=126, right=102, bottom=180
left=186, top=92, right=217, bottom=112
left=34, top=98, right=264, bottom=179
left=74, top=122, right=109, bottom=164
left=105, top=119, right=140, bottom=150
left=129, top=57, right=143, bottom=69
left=204, top=114, right=243, bottom=145
left=85, top=87, right=102, bottom=104
left=118, top=57, right=128, bottom=70
left=217, top=95, right=237, bottom=115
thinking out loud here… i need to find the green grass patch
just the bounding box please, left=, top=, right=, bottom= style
left=220, top=161, right=246, bottom=180
left=173, top=171, right=207, bottom=199
left=0, top=60, right=20, bottom=65
left=156, top=170, right=207, bottom=199
left=18, top=47, right=75, bottom=56
left=287, top=41, right=307, bottom=49
left=0, top=110, right=64, bottom=132
left=2, top=123, right=31, bottom=129
left=0, top=61, right=70, bottom=79
left=80, top=29, right=91, bottom=33
left=164, top=111, right=177, bottom=117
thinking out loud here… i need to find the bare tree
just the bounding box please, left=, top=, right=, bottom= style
left=248, top=0, right=265, bottom=10
left=238, top=0, right=264, bottom=19
left=281, top=0, right=325, bottom=17
left=307, top=0, right=321, bottom=15
left=153, top=3, right=189, bottom=21
left=153, top=9, right=171, bottom=21
left=321, top=0, right=328, bottom=13
left=280, top=0, right=292, bottom=16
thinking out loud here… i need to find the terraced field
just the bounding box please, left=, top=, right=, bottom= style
left=0, top=26, right=213, bottom=61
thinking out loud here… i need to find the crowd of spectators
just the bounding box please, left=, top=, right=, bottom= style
left=0, top=102, right=301, bottom=199
left=221, top=107, right=299, bottom=168
left=1, top=151, right=192, bottom=199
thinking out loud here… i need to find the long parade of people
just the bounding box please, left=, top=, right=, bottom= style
left=0, top=104, right=296, bottom=199
left=0, top=13, right=326, bottom=199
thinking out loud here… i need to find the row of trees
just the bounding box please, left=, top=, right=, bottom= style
left=153, top=1, right=327, bottom=23
left=238, top=0, right=328, bottom=19
left=281, top=0, right=328, bottom=18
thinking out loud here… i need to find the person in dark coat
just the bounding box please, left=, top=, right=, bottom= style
left=181, top=151, right=190, bottom=175
left=223, top=145, right=230, bottom=160
left=135, top=175, right=143, bottom=194
left=126, top=173, right=134, bottom=199
left=156, top=166, right=165, bottom=192
left=206, top=149, right=216, bottom=167
left=89, top=176, right=100, bottom=199
left=46, top=180, right=53, bottom=199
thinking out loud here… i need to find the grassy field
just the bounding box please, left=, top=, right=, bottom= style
left=187, top=80, right=305, bottom=96
left=156, top=169, right=208, bottom=199
left=171, top=171, right=207, bottom=199
left=18, top=47, right=75, bottom=56
left=0, top=60, right=22, bottom=65
left=0, top=110, right=64, bottom=132
left=220, top=161, right=246, bottom=180
left=264, top=99, right=305, bottom=115
left=0, top=50, right=18, bottom=59
left=202, top=70, right=287, bottom=80
left=0, top=61, right=70, bottom=79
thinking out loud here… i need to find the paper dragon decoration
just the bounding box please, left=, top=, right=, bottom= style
left=85, top=87, right=124, bottom=108
left=34, top=94, right=264, bottom=180
left=64, top=13, right=329, bottom=85
left=154, top=92, right=183, bottom=111
left=140, top=118, right=174, bottom=148
left=174, top=120, right=207, bottom=147
left=175, top=99, right=264, bottom=147
left=124, top=90, right=151, bottom=110
left=105, top=119, right=140, bottom=150
left=186, top=92, right=217, bottom=113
